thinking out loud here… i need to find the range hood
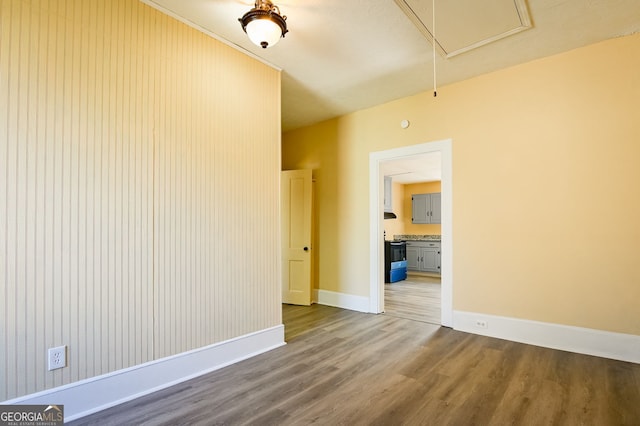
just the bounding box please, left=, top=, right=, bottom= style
left=384, top=212, right=397, bottom=220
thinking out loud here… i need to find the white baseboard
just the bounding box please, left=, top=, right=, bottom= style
left=315, top=289, right=370, bottom=313
left=3, top=325, right=285, bottom=422
left=454, top=311, right=640, bottom=364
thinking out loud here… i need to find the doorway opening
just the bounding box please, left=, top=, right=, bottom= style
left=368, top=140, right=452, bottom=327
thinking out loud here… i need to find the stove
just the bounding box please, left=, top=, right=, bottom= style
left=384, top=240, right=407, bottom=283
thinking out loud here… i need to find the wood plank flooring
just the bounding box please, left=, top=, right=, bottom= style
left=384, top=274, right=441, bottom=324
left=72, top=304, right=640, bottom=426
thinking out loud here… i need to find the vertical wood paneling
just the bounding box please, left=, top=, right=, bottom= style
left=151, top=12, right=281, bottom=357
left=0, top=0, right=9, bottom=399
left=2, top=0, right=16, bottom=400
left=1, top=0, right=281, bottom=401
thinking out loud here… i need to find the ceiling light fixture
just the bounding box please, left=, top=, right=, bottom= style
left=238, top=0, right=288, bottom=49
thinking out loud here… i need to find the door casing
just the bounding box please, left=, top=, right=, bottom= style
left=369, top=139, right=453, bottom=326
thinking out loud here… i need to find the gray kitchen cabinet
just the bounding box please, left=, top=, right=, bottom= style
left=405, top=241, right=441, bottom=274
left=420, top=246, right=440, bottom=273
left=430, top=193, right=441, bottom=223
left=412, top=193, right=441, bottom=224
left=384, top=176, right=393, bottom=212
left=406, top=245, right=420, bottom=270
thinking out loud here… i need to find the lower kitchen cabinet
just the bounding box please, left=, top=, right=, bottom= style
left=406, top=245, right=420, bottom=270
left=406, top=241, right=441, bottom=274
left=420, top=247, right=440, bottom=273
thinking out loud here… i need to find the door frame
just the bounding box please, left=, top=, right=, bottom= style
left=368, top=139, right=453, bottom=327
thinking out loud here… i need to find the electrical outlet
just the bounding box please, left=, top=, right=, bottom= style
left=48, top=346, right=67, bottom=371
left=475, top=319, right=488, bottom=329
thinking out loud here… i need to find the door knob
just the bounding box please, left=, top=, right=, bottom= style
left=303, top=246, right=309, bottom=251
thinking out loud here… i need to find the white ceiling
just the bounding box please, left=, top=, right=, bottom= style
left=380, top=152, right=441, bottom=184
left=143, top=0, right=640, bottom=133
left=395, top=0, right=532, bottom=58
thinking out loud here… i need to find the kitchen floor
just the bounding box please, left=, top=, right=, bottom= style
left=384, top=273, right=441, bottom=324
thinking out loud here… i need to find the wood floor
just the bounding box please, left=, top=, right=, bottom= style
left=72, top=304, right=640, bottom=426
left=384, top=274, right=441, bottom=324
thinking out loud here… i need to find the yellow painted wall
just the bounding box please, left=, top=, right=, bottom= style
left=0, top=0, right=281, bottom=401
left=383, top=181, right=405, bottom=239
left=402, top=181, right=442, bottom=236
left=282, top=33, right=640, bottom=336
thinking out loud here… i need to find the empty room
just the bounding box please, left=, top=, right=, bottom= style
left=1, top=0, right=639, bottom=424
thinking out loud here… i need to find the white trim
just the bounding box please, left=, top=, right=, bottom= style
left=140, top=1, right=281, bottom=71
left=369, top=140, right=453, bottom=326
left=454, top=311, right=640, bottom=364
left=3, top=325, right=285, bottom=422
left=315, top=289, right=370, bottom=313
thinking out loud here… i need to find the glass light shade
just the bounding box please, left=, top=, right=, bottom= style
left=245, top=18, right=283, bottom=48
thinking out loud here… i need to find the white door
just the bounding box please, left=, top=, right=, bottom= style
left=281, top=170, right=312, bottom=305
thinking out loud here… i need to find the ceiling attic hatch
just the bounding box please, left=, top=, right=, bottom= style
left=395, top=0, right=532, bottom=58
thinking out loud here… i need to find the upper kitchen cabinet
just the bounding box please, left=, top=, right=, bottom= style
left=412, top=193, right=441, bottom=224
left=384, top=176, right=393, bottom=213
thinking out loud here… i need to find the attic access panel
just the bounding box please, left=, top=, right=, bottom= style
left=395, top=0, right=532, bottom=58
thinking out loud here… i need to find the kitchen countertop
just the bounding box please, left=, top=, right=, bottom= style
left=394, top=234, right=441, bottom=242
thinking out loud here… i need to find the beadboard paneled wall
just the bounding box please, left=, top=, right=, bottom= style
left=0, top=0, right=281, bottom=401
